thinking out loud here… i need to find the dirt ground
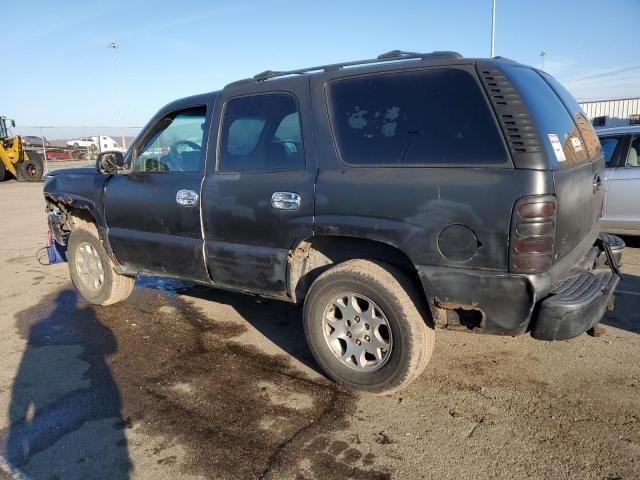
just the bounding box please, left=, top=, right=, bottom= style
left=0, top=171, right=638, bottom=480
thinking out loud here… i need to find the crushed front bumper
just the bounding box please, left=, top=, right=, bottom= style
left=530, top=233, right=624, bottom=341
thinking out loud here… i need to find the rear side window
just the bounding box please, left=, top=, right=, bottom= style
left=505, top=67, right=593, bottom=167
left=327, top=68, right=508, bottom=166
left=220, top=93, right=304, bottom=172
left=540, top=71, right=601, bottom=159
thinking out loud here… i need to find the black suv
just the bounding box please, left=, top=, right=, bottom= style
left=44, top=50, right=623, bottom=393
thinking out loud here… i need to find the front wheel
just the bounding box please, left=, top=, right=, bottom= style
left=303, top=259, right=435, bottom=394
left=67, top=226, right=135, bottom=305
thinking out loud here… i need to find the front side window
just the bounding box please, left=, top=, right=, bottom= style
left=219, top=93, right=304, bottom=172
left=327, top=68, right=508, bottom=166
left=599, top=136, right=620, bottom=167
left=133, top=107, right=206, bottom=173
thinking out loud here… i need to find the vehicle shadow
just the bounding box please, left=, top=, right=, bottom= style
left=138, top=277, right=323, bottom=375
left=602, top=272, right=640, bottom=334
left=0, top=289, right=131, bottom=479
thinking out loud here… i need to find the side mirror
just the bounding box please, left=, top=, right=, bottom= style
left=11, top=120, right=15, bottom=127
left=96, top=151, right=125, bottom=174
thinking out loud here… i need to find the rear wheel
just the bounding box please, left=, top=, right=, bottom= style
left=18, top=151, right=44, bottom=182
left=303, top=259, right=435, bottom=394
left=67, top=223, right=135, bottom=305
left=0, top=161, right=6, bottom=181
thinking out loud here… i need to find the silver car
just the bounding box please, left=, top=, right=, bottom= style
left=598, top=126, right=640, bottom=235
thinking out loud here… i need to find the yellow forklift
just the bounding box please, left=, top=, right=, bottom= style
left=0, top=116, right=44, bottom=182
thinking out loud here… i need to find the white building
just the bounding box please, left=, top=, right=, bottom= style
left=579, top=97, right=640, bottom=129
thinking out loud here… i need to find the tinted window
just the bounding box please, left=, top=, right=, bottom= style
left=134, top=107, right=206, bottom=173
left=540, top=71, right=601, bottom=159
left=506, top=67, right=591, bottom=167
left=599, top=136, right=620, bottom=167
left=327, top=68, right=507, bottom=166
left=220, top=94, right=304, bottom=172
left=227, top=118, right=265, bottom=155
left=593, top=116, right=607, bottom=127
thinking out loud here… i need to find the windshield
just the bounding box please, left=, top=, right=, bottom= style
left=0, top=118, right=8, bottom=139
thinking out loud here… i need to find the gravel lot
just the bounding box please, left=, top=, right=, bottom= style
left=0, top=173, right=638, bottom=480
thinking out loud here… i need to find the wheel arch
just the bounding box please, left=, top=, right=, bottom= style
left=288, top=235, right=429, bottom=307
left=44, top=193, right=124, bottom=269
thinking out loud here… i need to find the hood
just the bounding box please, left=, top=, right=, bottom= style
left=46, top=167, right=96, bottom=177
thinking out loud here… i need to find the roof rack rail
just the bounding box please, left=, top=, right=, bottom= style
left=227, top=50, right=464, bottom=86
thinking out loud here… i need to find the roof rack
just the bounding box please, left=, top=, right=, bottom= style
left=228, top=50, right=463, bottom=86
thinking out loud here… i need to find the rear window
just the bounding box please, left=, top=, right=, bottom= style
left=504, top=67, right=593, bottom=167
left=327, top=68, right=508, bottom=166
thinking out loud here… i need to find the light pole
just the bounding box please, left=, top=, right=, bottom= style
left=540, top=51, right=547, bottom=71
left=108, top=42, right=126, bottom=150
left=490, top=0, right=496, bottom=57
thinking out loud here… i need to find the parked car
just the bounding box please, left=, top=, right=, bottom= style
left=66, top=136, right=97, bottom=149
left=597, top=126, right=640, bottom=236
left=43, top=51, right=623, bottom=393
left=22, top=135, right=50, bottom=147
left=66, top=136, right=123, bottom=152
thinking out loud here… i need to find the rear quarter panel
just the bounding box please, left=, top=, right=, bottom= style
left=315, top=167, right=553, bottom=270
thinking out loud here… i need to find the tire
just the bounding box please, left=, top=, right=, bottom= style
left=0, top=161, right=6, bottom=181
left=303, top=259, right=435, bottom=394
left=18, top=151, right=44, bottom=182
left=67, top=222, right=135, bottom=306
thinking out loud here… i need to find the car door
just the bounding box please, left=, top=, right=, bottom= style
left=600, top=135, right=626, bottom=232
left=104, top=103, right=212, bottom=283
left=201, top=78, right=316, bottom=296
left=603, top=134, right=640, bottom=234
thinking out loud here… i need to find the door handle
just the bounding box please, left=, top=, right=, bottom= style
left=271, top=192, right=301, bottom=210
left=593, top=174, right=602, bottom=193
left=176, top=189, right=199, bottom=207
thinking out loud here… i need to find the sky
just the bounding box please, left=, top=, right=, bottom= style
left=2, top=0, right=639, bottom=137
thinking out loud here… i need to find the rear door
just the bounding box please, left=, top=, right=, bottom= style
left=605, top=135, right=640, bottom=234
left=201, top=78, right=316, bottom=296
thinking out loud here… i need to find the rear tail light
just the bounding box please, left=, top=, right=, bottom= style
left=510, top=196, right=556, bottom=273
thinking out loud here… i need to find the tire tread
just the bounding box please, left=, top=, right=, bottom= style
left=70, top=218, right=134, bottom=305
left=304, top=259, right=434, bottom=394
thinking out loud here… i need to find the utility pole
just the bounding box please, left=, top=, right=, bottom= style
left=490, top=0, right=496, bottom=57
left=540, top=51, right=547, bottom=71
left=108, top=42, right=126, bottom=150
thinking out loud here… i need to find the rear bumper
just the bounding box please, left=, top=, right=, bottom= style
left=417, top=233, right=624, bottom=340
left=530, top=233, right=623, bottom=340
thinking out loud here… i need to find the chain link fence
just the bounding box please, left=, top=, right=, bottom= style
left=14, top=126, right=142, bottom=172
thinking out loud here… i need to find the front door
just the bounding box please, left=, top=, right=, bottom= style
left=605, top=134, right=640, bottom=234
left=202, top=79, right=316, bottom=296
left=104, top=104, right=212, bottom=283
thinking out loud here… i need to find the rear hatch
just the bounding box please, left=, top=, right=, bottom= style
left=501, top=66, right=604, bottom=280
